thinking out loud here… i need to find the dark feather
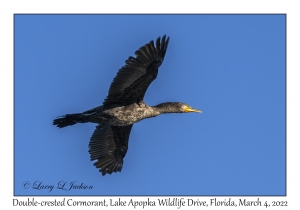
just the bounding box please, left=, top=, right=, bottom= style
left=103, top=35, right=170, bottom=106
left=88, top=124, right=133, bottom=175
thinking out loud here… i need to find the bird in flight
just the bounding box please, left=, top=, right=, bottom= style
left=53, top=35, right=201, bottom=175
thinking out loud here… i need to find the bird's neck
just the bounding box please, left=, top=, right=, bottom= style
left=151, top=102, right=179, bottom=114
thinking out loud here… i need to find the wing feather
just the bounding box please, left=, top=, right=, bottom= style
left=103, top=35, right=170, bottom=106
left=88, top=124, right=133, bottom=175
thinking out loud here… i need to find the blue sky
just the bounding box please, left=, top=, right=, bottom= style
left=14, top=14, right=286, bottom=196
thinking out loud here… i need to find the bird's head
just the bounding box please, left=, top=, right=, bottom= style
left=181, top=103, right=202, bottom=113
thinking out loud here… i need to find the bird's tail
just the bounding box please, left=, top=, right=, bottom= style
left=53, top=113, right=88, bottom=128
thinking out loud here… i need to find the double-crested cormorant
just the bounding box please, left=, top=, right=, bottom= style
left=53, top=35, right=201, bottom=175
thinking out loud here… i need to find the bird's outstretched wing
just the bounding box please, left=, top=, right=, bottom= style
left=89, top=124, right=133, bottom=175
left=103, top=35, right=170, bottom=106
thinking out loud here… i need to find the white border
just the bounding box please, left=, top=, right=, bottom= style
left=1, top=0, right=299, bottom=209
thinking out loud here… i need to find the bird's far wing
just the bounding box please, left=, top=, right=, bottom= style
left=103, top=35, right=170, bottom=106
left=89, top=124, right=133, bottom=175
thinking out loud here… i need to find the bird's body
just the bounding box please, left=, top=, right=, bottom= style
left=53, top=35, right=201, bottom=175
left=94, top=101, right=158, bottom=126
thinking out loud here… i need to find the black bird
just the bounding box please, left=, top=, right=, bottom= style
left=53, top=35, right=201, bottom=175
